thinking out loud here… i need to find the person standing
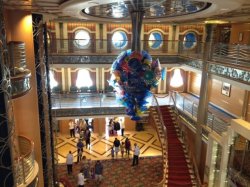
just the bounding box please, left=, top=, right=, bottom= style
left=77, top=170, right=86, bottom=187
left=125, top=138, right=131, bottom=157
left=120, top=142, right=125, bottom=158
left=111, top=147, right=115, bottom=159
left=113, top=138, right=120, bottom=157
left=120, top=119, right=125, bottom=136
left=77, top=140, right=84, bottom=163
left=66, top=151, right=74, bottom=174
left=132, top=143, right=140, bottom=166
left=94, top=160, right=103, bottom=184
left=85, top=128, right=91, bottom=149
left=69, top=119, right=75, bottom=138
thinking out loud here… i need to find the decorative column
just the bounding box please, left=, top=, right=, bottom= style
left=195, top=24, right=216, bottom=176
left=0, top=0, right=14, bottom=186
left=32, top=14, right=55, bottom=186
left=130, top=5, right=144, bottom=51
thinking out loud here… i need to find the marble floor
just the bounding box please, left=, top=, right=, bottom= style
left=54, top=126, right=162, bottom=164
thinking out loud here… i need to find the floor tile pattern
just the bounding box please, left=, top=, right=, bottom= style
left=54, top=127, right=162, bottom=164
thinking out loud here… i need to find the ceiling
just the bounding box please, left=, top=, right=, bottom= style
left=3, top=0, right=250, bottom=24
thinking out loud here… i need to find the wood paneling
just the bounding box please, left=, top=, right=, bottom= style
left=179, top=24, right=204, bottom=33
left=144, top=24, right=169, bottom=33
left=230, top=23, right=250, bottom=45
left=188, top=72, right=201, bottom=96
left=106, top=24, right=132, bottom=32
left=209, top=79, right=244, bottom=117
left=67, top=22, right=96, bottom=32
left=246, top=92, right=250, bottom=122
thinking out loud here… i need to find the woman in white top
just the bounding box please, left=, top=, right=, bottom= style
left=77, top=170, right=87, bottom=187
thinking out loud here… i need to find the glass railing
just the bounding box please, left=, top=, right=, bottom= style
left=15, top=135, right=35, bottom=186
left=49, top=39, right=250, bottom=67
left=172, top=91, right=230, bottom=136
left=51, top=92, right=122, bottom=109
left=48, top=39, right=207, bottom=57
left=213, top=43, right=250, bottom=66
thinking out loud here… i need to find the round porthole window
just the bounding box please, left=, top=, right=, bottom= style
left=148, top=32, right=163, bottom=49
left=183, top=32, right=197, bottom=49
left=74, top=30, right=91, bottom=49
left=112, top=31, right=128, bottom=49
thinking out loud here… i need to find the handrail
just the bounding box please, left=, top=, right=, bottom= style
left=51, top=92, right=122, bottom=109
left=49, top=39, right=250, bottom=66
left=169, top=91, right=202, bottom=187
left=15, top=135, right=35, bottom=186
left=174, top=92, right=230, bottom=136
left=151, top=94, right=168, bottom=187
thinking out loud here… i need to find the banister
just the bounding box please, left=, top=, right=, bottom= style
left=15, top=135, right=35, bottom=186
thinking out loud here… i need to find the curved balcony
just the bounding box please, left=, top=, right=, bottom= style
left=11, top=70, right=31, bottom=99
left=15, top=135, right=39, bottom=187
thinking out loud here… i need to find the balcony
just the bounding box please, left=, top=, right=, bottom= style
left=15, top=135, right=39, bottom=187
left=171, top=92, right=235, bottom=136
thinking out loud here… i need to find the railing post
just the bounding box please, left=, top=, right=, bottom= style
left=21, top=156, right=26, bottom=184
left=211, top=114, right=215, bottom=132
left=182, top=97, right=185, bottom=111
left=236, top=44, right=240, bottom=64
left=192, top=102, right=194, bottom=118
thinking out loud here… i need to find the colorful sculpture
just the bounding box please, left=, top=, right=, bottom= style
left=109, top=49, right=161, bottom=120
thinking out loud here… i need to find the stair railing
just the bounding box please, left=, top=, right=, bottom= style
left=169, top=91, right=202, bottom=187
left=151, top=94, right=168, bottom=187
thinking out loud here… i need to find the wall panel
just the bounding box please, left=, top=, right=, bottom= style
left=209, top=79, right=244, bottom=117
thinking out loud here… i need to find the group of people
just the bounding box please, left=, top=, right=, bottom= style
left=111, top=137, right=132, bottom=158
left=108, top=118, right=125, bottom=136
left=111, top=137, right=140, bottom=166
left=66, top=151, right=104, bottom=187
left=69, top=119, right=92, bottom=150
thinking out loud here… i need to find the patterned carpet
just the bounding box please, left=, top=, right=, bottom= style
left=57, top=156, right=163, bottom=187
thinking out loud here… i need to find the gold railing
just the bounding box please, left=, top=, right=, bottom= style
left=169, top=91, right=203, bottom=187
left=151, top=94, right=168, bottom=186
left=15, top=135, right=35, bottom=186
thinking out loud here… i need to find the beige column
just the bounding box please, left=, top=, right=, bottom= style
left=5, top=10, right=44, bottom=186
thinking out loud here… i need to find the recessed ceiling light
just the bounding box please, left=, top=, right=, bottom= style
left=88, top=1, right=99, bottom=5
left=205, top=20, right=229, bottom=24
left=220, top=8, right=229, bottom=11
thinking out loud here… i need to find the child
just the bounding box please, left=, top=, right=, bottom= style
left=120, top=142, right=125, bottom=158
left=111, top=147, right=115, bottom=159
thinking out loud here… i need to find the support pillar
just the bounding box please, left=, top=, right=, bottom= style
left=131, top=9, right=144, bottom=51
left=0, top=0, right=14, bottom=186
left=195, top=24, right=216, bottom=177
left=33, top=14, right=55, bottom=186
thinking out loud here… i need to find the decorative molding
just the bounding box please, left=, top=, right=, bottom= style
left=52, top=107, right=126, bottom=117
left=209, top=63, right=250, bottom=84
left=50, top=55, right=185, bottom=64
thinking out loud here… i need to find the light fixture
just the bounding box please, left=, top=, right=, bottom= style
left=170, top=69, right=183, bottom=88
left=204, top=20, right=229, bottom=24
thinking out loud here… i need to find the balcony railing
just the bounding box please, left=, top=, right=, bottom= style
left=15, top=135, right=35, bottom=186
left=172, top=92, right=231, bottom=136
left=51, top=92, right=121, bottom=109
left=49, top=39, right=250, bottom=67
left=213, top=43, right=250, bottom=66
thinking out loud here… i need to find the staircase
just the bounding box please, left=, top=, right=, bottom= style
left=160, top=105, right=196, bottom=187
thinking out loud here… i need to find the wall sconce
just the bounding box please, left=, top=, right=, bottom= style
left=170, top=68, right=183, bottom=88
